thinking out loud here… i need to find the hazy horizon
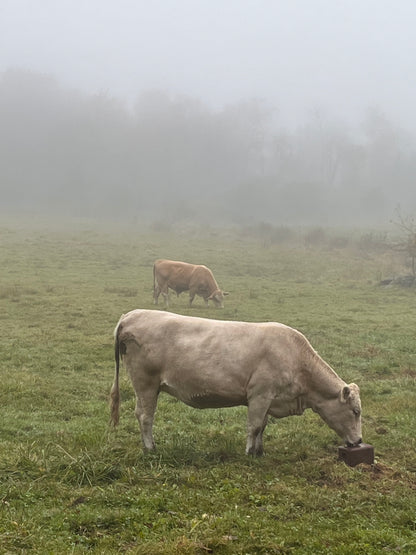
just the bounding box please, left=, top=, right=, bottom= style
left=2, top=1, right=416, bottom=226
left=2, top=1, right=416, bottom=130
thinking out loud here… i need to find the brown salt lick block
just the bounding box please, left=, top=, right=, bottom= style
left=338, top=443, right=374, bottom=467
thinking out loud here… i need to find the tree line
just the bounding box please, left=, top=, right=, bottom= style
left=1, top=68, right=415, bottom=225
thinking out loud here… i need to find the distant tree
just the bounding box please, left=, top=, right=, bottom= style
left=3, top=68, right=416, bottom=227
left=361, top=108, right=412, bottom=214
left=391, top=207, right=416, bottom=276
left=291, top=108, right=351, bottom=188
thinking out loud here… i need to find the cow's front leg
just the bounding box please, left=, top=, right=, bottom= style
left=154, top=284, right=161, bottom=305
left=246, top=397, right=270, bottom=456
left=161, top=286, right=169, bottom=308
left=134, top=392, right=158, bottom=451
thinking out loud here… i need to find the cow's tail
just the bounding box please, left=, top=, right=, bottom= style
left=153, top=263, right=156, bottom=300
left=109, top=320, right=122, bottom=426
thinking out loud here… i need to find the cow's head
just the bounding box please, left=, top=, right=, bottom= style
left=315, top=383, right=362, bottom=447
left=208, top=289, right=228, bottom=308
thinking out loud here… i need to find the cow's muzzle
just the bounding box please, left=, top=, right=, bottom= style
left=346, top=438, right=362, bottom=448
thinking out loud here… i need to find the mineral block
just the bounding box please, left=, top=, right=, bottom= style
left=338, top=443, right=374, bottom=467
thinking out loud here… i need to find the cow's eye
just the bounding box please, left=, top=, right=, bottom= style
left=353, top=408, right=361, bottom=417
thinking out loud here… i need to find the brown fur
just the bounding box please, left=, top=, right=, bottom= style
left=153, top=259, right=227, bottom=307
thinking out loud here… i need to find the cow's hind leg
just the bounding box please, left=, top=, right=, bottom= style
left=246, top=397, right=270, bottom=456
left=134, top=391, right=159, bottom=451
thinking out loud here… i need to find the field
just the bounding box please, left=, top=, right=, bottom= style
left=0, top=216, right=415, bottom=554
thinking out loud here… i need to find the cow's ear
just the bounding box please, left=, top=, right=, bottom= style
left=342, top=386, right=351, bottom=401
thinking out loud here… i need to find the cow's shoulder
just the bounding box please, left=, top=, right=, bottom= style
left=192, top=264, right=213, bottom=277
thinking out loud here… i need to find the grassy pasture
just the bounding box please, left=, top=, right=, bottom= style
left=0, top=216, right=415, bottom=554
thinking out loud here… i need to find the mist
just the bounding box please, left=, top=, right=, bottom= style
left=2, top=1, right=416, bottom=226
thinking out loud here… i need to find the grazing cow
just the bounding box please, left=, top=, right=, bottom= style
left=110, top=310, right=362, bottom=455
left=153, top=259, right=227, bottom=308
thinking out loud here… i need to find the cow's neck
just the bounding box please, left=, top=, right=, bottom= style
left=303, top=350, right=345, bottom=408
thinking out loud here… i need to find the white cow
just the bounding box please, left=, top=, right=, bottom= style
left=110, top=310, right=362, bottom=455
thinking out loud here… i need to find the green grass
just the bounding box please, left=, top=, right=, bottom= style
left=0, top=216, right=415, bottom=553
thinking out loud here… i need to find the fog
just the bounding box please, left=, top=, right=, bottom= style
left=1, top=0, right=416, bottom=226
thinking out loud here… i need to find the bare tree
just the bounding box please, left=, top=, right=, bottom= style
left=391, top=207, right=416, bottom=276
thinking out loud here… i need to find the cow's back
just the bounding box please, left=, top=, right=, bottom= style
left=117, top=309, right=305, bottom=378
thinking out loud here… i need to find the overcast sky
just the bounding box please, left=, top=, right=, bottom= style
left=1, top=0, right=416, bottom=129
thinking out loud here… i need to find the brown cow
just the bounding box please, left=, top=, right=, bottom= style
left=153, top=259, right=227, bottom=307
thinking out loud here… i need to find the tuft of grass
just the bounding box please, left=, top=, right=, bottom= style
left=103, top=286, right=138, bottom=297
